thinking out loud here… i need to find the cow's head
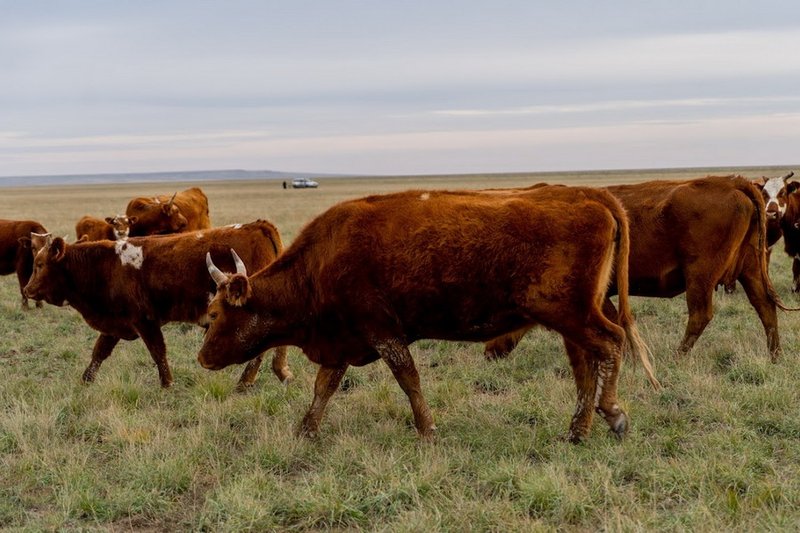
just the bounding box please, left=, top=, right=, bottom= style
left=105, top=215, right=136, bottom=240
left=198, top=250, right=262, bottom=370
left=130, top=193, right=188, bottom=235
left=753, top=172, right=794, bottom=220
left=23, top=234, right=68, bottom=306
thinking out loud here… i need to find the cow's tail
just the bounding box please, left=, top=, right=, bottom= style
left=735, top=179, right=800, bottom=312
left=610, top=198, right=662, bottom=390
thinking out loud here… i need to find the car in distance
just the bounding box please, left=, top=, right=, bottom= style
left=291, top=178, right=319, bottom=189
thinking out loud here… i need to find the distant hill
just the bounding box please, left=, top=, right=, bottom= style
left=0, top=169, right=338, bottom=188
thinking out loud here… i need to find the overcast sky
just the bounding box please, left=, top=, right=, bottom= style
left=2, top=1, right=800, bottom=178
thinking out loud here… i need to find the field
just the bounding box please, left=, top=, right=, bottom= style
left=2, top=168, right=800, bottom=531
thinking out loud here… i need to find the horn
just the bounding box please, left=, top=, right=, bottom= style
left=231, top=249, right=247, bottom=276
left=167, top=192, right=177, bottom=208
left=782, top=171, right=795, bottom=182
left=206, top=252, right=228, bottom=286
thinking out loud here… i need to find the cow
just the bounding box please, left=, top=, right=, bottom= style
left=23, top=220, right=291, bottom=389
left=751, top=172, right=794, bottom=256
left=779, top=180, right=800, bottom=291
left=485, top=175, right=792, bottom=363
left=199, top=186, right=659, bottom=444
left=0, top=219, right=48, bottom=308
left=125, top=187, right=211, bottom=237
left=75, top=214, right=135, bottom=242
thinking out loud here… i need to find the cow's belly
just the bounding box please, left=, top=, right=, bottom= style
left=629, top=268, right=685, bottom=297
left=82, top=315, right=139, bottom=340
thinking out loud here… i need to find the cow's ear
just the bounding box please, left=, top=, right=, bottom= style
left=18, top=236, right=31, bottom=249
left=50, top=237, right=66, bottom=261
left=226, top=274, right=251, bottom=307
left=788, top=181, right=800, bottom=195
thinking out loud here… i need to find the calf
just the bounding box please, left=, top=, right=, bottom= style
left=0, top=219, right=48, bottom=307
left=486, top=175, right=792, bottom=362
left=24, top=221, right=290, bottom=388
left=199, top=187, right=658, bottom=444
left=126, top=187, right=211, bottom=236
left=75, top=214, right=135, bottom=241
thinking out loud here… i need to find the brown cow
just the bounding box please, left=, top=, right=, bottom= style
left=75, top=214, right=136, bottom=241
left=23, top=221, right=291, bottom=388
left=126, top=187, right=211, bottom=236
left=199, top=187, right=659, bottom=444
left=486, top=175, right=790, bottom=362
left=0, top=219, right=48, bottom=308
left=779, top=180, right=800, bottom=291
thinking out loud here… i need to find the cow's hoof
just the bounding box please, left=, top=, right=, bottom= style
left=607, top=411, right=629, bottom=440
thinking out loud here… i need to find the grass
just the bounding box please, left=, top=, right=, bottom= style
left=2, top=168, right=800, bottom=530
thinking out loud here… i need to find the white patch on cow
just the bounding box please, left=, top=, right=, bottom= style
left=195, top=232, right=204, bottom=239
left=420, top=193, right=430, bottom=201
left=763, top=177, right=787, bottom=215
left=227, top=223, right=243, bottom=229
left=115, top=240, right=144, bottom=269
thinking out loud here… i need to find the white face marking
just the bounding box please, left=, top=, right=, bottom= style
left=420, top=193, right=430, bottom=201
left=115, top=240, right=144, bottom=269
left=763, top=177, right=787, bottom=215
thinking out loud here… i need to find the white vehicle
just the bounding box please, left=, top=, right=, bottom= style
left=291, top=178, right=319, bottom=189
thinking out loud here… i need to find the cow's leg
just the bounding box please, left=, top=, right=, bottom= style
left=236, top=353, right=264, bottom=391
left=270, top=346, right=293, bottom=383
left=375, top=339, right=436, bottom=438
left=16, top=268, right=31, bottom=309
left=738, top=265, right=780, bottom=361
left=565, top=312, right=627, bottom=442
left=484, top=326, right=531, bottom=360
left=236, top=346, right=293, bottom=391
left=135, top=323, right=173, bottom=388
left=82, top=334, right=120, bottom=383
left=793, top=257, right=800, bottom=293
left=299, top=364, right=347, bottom=438
left=563, top=339, right=596, bottom=443
left=678, top=278, right=715, bottom=355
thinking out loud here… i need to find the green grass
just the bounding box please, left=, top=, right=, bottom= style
left=2, top=169, right=800, bottom=530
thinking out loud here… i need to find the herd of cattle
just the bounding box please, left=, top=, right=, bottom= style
left=1, top=174, right=799, bottom=443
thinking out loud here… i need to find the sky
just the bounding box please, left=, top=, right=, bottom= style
left=2, top=1, right=800, bottom=178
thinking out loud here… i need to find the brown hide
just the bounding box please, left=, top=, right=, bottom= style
left=24, top=220, right=289, bottom=388
left=781, top=181, right=800, bottom=291
left=0, top=218, right=47, bottom=307
left=199, top=187, right=657, bottom=443
left=486, top=175, right=783, bottom=360
left=126, top=187, right=211, bottom=236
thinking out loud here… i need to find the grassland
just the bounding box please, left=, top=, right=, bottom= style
left=2, top=168, right=800, bottom=531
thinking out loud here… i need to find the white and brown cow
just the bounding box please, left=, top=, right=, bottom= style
left=75, top=214, right=136, bottom=242
left=24, top=220, right=290, bottom=389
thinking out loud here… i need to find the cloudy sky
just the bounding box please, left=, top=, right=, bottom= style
left=2, top=1, right=800, bottom=178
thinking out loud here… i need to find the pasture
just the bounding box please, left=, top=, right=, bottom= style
left=2, top=168, right=800, bottom=531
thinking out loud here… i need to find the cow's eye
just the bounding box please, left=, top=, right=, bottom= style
left=209, top=311, right=218, bottom=321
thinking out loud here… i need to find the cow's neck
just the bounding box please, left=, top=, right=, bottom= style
left=61, top=245, right=117, bottom=310
left=247, top=260, right=312, bottom=347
